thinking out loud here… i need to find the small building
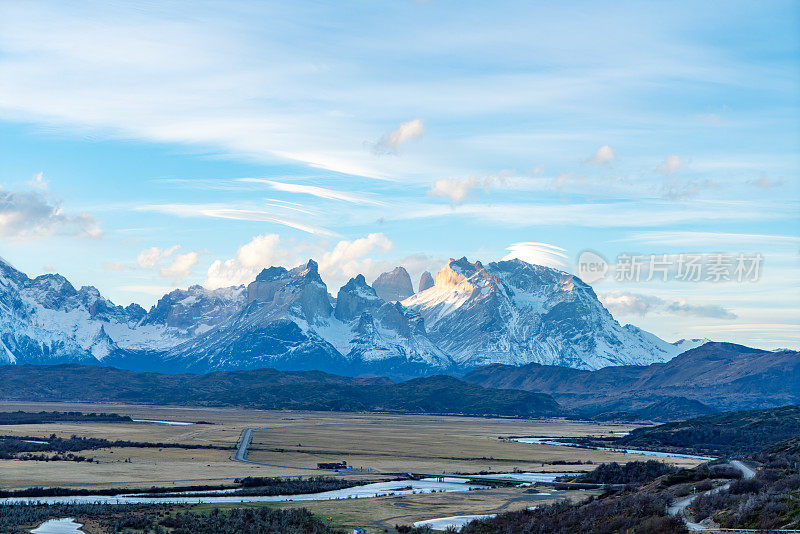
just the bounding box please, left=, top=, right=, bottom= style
left=317, top=460, right=347, bottom=470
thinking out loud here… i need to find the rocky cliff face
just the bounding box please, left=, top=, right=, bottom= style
left=372, top=267, right=414, bottom=302
left=418, top=271, right=434, bottom=292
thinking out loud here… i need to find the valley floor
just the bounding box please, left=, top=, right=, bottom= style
left=0, top=401, right=707, bottom=532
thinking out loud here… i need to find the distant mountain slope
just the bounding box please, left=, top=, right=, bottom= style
left=0, top=364, right=562, bottom=417
left=464, top=342, right=800, bottom=413
left=589, top=397, right=718, bottom=422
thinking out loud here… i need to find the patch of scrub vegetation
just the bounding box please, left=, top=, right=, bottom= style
left=1, top=504, right=342, bottom=533
left=690, top=437, right=800, bottom=531
left=0, top=410, right=133, bottom=425
left=573, top=460, right=678, bottom=485
left=0, top=433, right=227, bottom=460
left=461, top=492, right=685, bottom=534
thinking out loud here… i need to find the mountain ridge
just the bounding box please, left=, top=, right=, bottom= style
left=463, top=342, right=800, bottom=413
left=0, top=255, right=705, bottom=376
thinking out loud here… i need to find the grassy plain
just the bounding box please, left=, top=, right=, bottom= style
left=246, top=412, right=705, bottom=474
left=0, top=401, right=706, bottom=532
left=0, top=402, right=705, bottom=490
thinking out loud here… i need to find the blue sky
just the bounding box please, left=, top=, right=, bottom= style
left=0, top=1, right=798, bottom=348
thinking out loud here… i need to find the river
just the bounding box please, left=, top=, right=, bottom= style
left=511, top=437, right=715, bottom=460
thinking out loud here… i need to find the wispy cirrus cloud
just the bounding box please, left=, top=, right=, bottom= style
left=238, top=179, right=386, bottom=206
left=392, top=199, right=795, bottom=228
left=136, top=203, right=334, bottom=236
left=621, top=231, right=800, bottom=246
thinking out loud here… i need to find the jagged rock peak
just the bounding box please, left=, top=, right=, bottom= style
left=301, top=258, right=321, bottom=279
left=435, top=257, right=494, bottom=292
left=372, top=266, right=414, bottom=302
left=418, top=271, right=434, bottom=292
left=255, top=266, right=289, bottom=282
left=251, top=260, right=323, bottom=290
left=335, top=274, right=382, bottom=321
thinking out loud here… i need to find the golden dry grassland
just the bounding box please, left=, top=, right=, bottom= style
left=0, top=401, right=702, bottom=492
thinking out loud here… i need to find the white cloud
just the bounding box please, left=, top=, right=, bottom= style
left=319, top=233, right=394, bottom=287
left=600, top=291, right=663, bottom=316
left=374, top=119, right=425, bottom=155
left=205, top=231, right=397, bottom=292
left=600, top=290, right=737, bottom=319
left=587, top=145, right=615, bottom=165
left=502, top=242, right=568, bottom=269
left=428, top=173, right=506, bottom=203
left=160, top=251, right=200, bottom=282
left=656, top=154, right=683, bottom=175
left=205, top=233, right=289, bottom=289
left=27, top=172, right=48, bottom=190
left=0, top=188, right=101, bottom=240
left=239, top=179, right=385, bottom=206
left=136, top=245, right=179, bottom=269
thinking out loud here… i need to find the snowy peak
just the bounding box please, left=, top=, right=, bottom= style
left=27, top=273, right=78, bottom=310
left=372, top=266, right=414, bottom=302
left=246, top=259, right=331, bottom=324
left=404, top=257, right=688, bottom=370
left=142, top=284, right=245, bottom=330
left=0, top=255, right=704, bottom=375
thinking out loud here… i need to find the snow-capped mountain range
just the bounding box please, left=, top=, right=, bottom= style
left=0, top=255, right=705, bottom=375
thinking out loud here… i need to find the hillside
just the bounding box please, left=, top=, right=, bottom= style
left=0, top=364, right=562, bottom=418
left=463, top=342, right=800, bottom=415
left=610, top=405, right=800, bottom=455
